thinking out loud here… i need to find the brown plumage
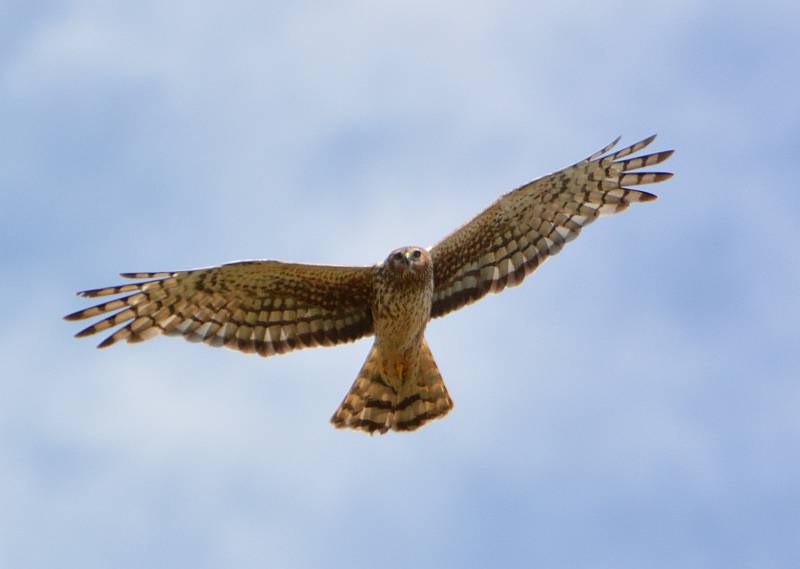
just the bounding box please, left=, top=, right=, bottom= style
left=65, top=135, right=674, bottom=435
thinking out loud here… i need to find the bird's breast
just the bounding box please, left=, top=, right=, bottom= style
left=372, top=272, right=433, bottom=350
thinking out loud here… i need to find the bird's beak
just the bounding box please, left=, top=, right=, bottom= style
left=402, top=251, right=414, bottom=265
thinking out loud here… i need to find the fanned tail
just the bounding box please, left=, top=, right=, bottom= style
left=331, top=339, right=453, bottom=435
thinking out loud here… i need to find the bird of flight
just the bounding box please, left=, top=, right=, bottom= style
left=66, top=135, right=674, bottom=435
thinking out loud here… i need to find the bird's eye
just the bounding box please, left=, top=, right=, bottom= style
left=411, top=250, right=422, bottom=259
left=393, top=252, right=404, bottom=261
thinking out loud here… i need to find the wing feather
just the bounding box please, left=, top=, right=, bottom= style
left=429, top=135, right=674, bottom=318
left=65, top=260, right=376, bottom=356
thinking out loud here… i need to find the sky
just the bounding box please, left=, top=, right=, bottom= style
left=2, top=1, right=799, bottom=567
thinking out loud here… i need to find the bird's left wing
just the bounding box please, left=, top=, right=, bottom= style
left=65, top=260, right=376, bottom=356
left=429, top=135, right=674, bottom=319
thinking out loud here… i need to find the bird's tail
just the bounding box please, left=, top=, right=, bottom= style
left=330, top=338, right=453, bottom=435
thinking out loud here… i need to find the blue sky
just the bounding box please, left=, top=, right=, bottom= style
left=2, top=1, right=799, bottom=568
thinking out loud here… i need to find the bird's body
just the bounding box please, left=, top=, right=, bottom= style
left=372, top=248, right=433, bottom=353
left=330, top=247, right=453, bottom=434
left=66, top=135, right=674, bottom=435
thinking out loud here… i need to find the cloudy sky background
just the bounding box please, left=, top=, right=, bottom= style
left=2, top=1, right=799, bottom=567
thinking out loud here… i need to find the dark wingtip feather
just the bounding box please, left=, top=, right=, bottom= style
left=64, top=309, right=84, bottom=321
left=642, top=133, right=657, bottom=145
left=77, top=287, right=106, bottom=298
left=75, top=321, right=103, bottom=337
left=648, top=172, right=674, bottom=183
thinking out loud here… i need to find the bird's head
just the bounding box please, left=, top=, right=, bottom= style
left=385, top=246, right=432, bottom=275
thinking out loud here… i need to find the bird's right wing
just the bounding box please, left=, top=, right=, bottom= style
left=65, top=260, right=376, bottom=357
left=429, top=135, right=674, bottom=318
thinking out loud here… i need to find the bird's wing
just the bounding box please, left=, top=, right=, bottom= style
left=65, top=260, right=376, bottom=356
left=429, top=135, right=673, bottom=319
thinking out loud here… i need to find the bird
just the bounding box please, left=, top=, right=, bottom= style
left=65, top=135, right=674, bottom=435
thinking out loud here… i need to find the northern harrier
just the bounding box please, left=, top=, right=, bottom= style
left=66, top=135, right=674, bottom=434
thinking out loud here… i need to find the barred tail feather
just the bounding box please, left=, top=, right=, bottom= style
left=331, top=339, right=453, bottom=435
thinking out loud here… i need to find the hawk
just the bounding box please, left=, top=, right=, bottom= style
left=65, top=135, right=674, bottom=435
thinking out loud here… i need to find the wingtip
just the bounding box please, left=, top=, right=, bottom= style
left=76, top=288, right=101, bottom=298
left=590, top=135, right=622, bottom=160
